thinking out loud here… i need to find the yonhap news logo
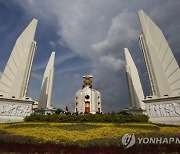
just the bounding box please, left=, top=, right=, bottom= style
left=122, top=133, right=180, bottom=149
left=121, top=133, right=135, bottom=148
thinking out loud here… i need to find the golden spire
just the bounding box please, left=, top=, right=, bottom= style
left=83, top=75, right=93, bottom=87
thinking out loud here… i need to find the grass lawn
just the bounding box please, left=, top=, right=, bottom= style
left=0, top=122, right=179, bottom=153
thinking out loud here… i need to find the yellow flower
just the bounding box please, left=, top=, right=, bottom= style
left=0, top=122, right=179, bottom=146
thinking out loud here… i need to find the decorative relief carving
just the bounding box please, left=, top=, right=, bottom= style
left=0, top=102, right=32, bottom=116
left=147, top=102, right=180, bottom=117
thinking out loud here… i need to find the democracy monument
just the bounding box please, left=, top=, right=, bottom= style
left=124, top=10, right=180, bottom=125
left=0, top=19, right=55, bottom=122
left=0, top=10, right=179, bottom=125
left=75, top=75, right=102, bottom=114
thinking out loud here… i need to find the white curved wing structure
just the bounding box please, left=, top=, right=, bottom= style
left=139, top=10, right=180, bottom=98
left=125, top=48, right=145, bottom=109
left=38, top=52, right=55, bottom=109
left=0, top=19, right=38, bottom=99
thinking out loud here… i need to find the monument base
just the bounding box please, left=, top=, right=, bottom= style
left=144, top=96, right=180, bottom=125
left=123, top=108, right=147, bottom=115
left=0, top=97, right=34, bottom=123
left=149, top=117, right=180, bottom=125
left=0, top=115, right=24, bottom=123
left=35, top=108, right=56, bottom=115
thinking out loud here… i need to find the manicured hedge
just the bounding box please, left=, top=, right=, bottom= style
left=24, top=113, right=148, bottom=123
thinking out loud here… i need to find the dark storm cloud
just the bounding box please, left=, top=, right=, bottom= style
left=149, top=1, right=180, bottom=64
left=9, top=0, right=180, bottom=112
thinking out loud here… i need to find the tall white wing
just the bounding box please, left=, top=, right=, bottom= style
left=0, top=19, right=38, bottom=99
left=125, top=48, right=145, bottom=109
left=38, top=52, right=55, bottom=109
left=138, top=10, right=180, bottom=97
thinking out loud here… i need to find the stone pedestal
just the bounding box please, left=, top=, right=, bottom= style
left=123, top=108, right=147, bottom=115
left=144, top=96, right=180, bottom=125
left=35, top=108, right=56, bottom=115
left=0, top=97, right=34, bottom=123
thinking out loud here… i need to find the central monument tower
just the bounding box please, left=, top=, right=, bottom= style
left=75, top=75, right=102, bottom=114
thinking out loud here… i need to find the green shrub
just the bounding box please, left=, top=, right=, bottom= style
left=24, top=113, right=149, bottom=123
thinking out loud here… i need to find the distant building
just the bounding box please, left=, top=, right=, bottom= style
left=75, top=75, right=102, bottom=114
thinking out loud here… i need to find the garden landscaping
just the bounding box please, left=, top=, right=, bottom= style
left=0, top=119, right=179, bottom=153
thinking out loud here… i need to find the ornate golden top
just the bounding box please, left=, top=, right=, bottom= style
left=83, top=75, right=93, bottom=87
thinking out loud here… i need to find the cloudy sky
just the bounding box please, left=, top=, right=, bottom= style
left=0, top=0, right=179, bottom=112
